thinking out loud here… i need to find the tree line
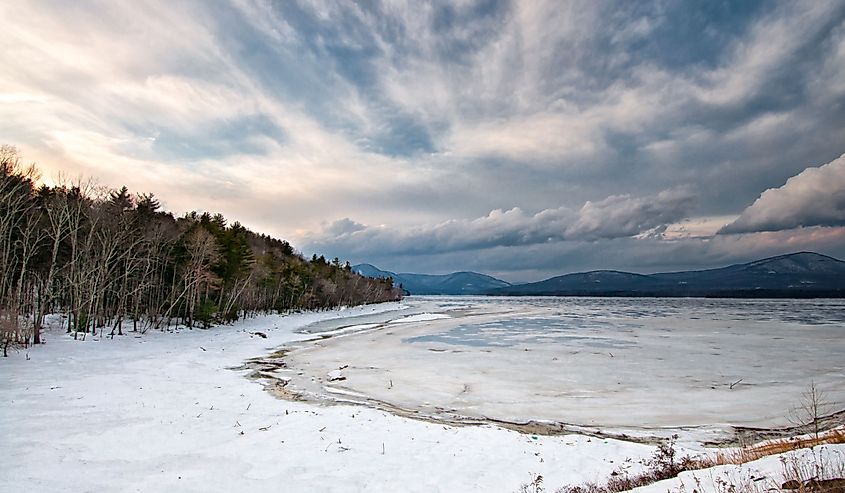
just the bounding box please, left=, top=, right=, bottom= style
left=0, top=145, right=401, bottom=355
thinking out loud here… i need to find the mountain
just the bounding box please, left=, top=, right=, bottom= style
left=353, top=263, right=396, bottom=280
left=353, top=264, right=511, bottom=295
left=491, top=252, right=845, bottom=298
left=499, top=270, right=665, bottom=296
left=394, top=272, right=512, bottom=295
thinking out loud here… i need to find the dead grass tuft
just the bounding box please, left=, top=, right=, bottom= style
left=711, top=428, right=845, bottom=467
left=526, top=428, right=845, bottom=493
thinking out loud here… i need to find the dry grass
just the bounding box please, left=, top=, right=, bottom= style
left=521, top=428, right=845, bottom=493
left=546, top=435, right=703, bottom=493
left=701, top=446, right=845, bottom=493
left=710, top=428, right=845, bottom=467
left=775, top=448, right=845, bottom=493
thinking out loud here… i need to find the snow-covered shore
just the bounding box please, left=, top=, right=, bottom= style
left=2, top=301, right=842, bottom=493
left=1, top=304, right=656, bottom=492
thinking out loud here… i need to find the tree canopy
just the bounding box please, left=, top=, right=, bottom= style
left=0, top=145, right=401, bottom=355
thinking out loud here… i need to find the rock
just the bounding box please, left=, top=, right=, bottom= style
left=783, top=479, right=845, bottom=493
left=808, top=478, right=845, bottom=493
left=327, top=369, right=346, bottom=381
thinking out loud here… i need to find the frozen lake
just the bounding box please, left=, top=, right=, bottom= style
left=282, top=296, right=845, bottom=439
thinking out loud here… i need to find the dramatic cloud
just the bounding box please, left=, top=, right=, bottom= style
left=721, top=154, right=845, bottom=234
left=566, top=189, right=695, bottom=240
left=3, top=0, right=845, bottom=278
left=306, top=188, right=695, bottom=256
left=325, top=225, right=845, bottom=283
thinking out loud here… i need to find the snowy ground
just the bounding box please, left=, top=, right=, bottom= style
left=2, top=298, right=842, bottom=492
left=1, top=303, right=657, bottom=492
left=632, top=443, right=845, bottom=493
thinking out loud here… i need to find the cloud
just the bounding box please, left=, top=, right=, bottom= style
left=305, top=188, right=695, bottom=256
left=331, top=226, right=845, bottom=283
left=2, top=1, right=845, bottom=277
left=720, top=153, right=845, bottom=234
left=566, top=188, right=695, bottom=240
left=324, top=218, right=367, bottom=236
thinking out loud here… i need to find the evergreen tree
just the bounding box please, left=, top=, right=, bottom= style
left=0, top=146, right=403, bottom=355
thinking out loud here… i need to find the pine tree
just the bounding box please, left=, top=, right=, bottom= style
left=0, top=145, right=403, bottom=354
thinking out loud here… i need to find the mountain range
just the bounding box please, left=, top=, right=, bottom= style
left=356, top=252, right=845, bottom=297
left=491, top=252, right=845, bottom=297
left=352, top=264, right=511, bottom=295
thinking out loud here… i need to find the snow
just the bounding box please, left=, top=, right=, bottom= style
left=2, top=297, right=842, bottom=492
left=327, top=369, right=346, bottom=381
left=632, top=444, right=845, bottom=493
left=388, top=313, right=452, bottom=324
left=0, top=302, right=656, bottom=492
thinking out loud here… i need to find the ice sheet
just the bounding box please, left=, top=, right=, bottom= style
left=284, top=296, right=845, bottom=436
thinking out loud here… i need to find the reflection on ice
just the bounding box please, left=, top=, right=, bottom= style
left=405, top=318, right=640, bottom=348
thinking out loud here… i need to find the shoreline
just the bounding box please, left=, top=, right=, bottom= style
left=245, top=334, right=845, bottom=447
left=243, top=297, right=845, bottom=446
left=3, top=300, right=842, bottom=492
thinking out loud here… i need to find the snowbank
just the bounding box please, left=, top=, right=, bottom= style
left=0, top=303, right=655, bottom=492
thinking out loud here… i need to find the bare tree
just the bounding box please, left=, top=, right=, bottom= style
left=789, top=381, right=834, bottom=440
left=1, top=145, right=402, bottom=351
left=0, top=146, right=42, bottom=351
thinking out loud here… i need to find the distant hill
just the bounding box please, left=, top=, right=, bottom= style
left=491, top=252, right=845, bottom=297
left=353, top=264, right=511, bottom=295
left=353, top=264, right=395, bottom=280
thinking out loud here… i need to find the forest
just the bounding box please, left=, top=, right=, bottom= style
left=0, top=145, right=402, bottom=355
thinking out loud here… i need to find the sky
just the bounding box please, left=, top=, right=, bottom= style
left=2, top=0, right=845, bottom=282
